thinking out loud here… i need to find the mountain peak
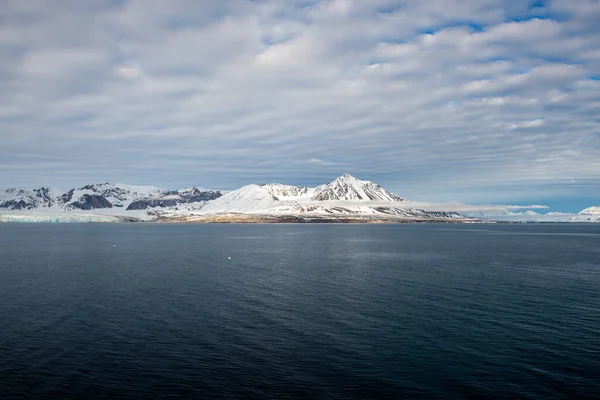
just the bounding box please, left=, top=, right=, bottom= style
left=336, top=173, right=360, bottom=181
left=312, top=174, right=404, bottom=201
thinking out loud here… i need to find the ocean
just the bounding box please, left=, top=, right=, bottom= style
left=1, top=223, right=599, bottom=399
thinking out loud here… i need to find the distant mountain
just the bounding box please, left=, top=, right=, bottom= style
left=127, top=187, right=223, bottom=210
left=579, top=206, right=600, bottom=215
left=2, top=175, right=597, bottom=223
left=0, top=183, right=224, bottom=213
left=60, top=183, right=164, bottom=210
left=0, top=187, right=63, bottom=209
left=466, top=210, right=540, bottom=218
left=569, top=206, right=600, bottom=222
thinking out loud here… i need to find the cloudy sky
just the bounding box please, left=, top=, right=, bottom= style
left=1, top=0, right=599, bottom=211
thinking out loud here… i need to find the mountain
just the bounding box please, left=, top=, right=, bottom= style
left=569, top=206, right=600, bottom=222
left=127, top=187, right=223, bottom=210
left=165, top=174, right=464, bottom=222
left=0, top=187, right=63, bottom=209
left=0, top=183, right=225, bottom=219
left=579, top=206, right=600, bottom=215
left=60, top=183, right=164, bottom=210
left=4, top=174, right=595, bottom=224
left=466, top=210, right=540, bottom=218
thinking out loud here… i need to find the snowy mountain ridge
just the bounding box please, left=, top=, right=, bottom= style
left=164, top=174, right=462, bottom=222
left=1, top=175, right=598, bottom=223
left=0, top=183, right=225, bottom=212
left=0, top=187, right=64, bottom=209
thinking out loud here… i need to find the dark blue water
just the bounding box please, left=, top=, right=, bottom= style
left=1, top=223, right=599, bottom=399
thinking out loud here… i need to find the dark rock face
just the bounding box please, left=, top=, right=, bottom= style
left=0, top=200, right=30, bottom=210
left=69, top=194, right=113, bottom=210
left=127, top=199, right=179, bottom=210
left=177, top=188, right=223, bottom=203
left=126, top=189, right=223, bottom=210
left=35, top=187, right=53, bottom=203
left=60, top=189, right=74, bottom=204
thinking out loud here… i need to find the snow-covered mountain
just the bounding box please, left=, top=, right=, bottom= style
left=0, top=183, right=226, bottom=211
left=0, top=187, right=63, bottom=209
left=569, top=206, right=600, bottom=222
left=59, top=183, right=165, bottom=210
left=465, top=210, right=541, bottom=219
left=127, top=187, right=223, bottom=210
left=465, top=206, right=600, bottom=223
left=166, top=174, right=463, bottom=221
left=467, top=210, right=539, bottom=217
left=579, top=206, right=600, bottom=215
left=2, top=175, right=597, bottom=223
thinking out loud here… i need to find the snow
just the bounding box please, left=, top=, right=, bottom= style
left=579, top=206, right=600, bottom=215
left=0, top=211, right=121, bottom=223
left=159, top=194, right=184, bottom=200
left=113, top=183, right=164, bottom=196
left=0, top=187, right=64, bottom=208
left=261, top=183, right=315, bottom=200
left=312, top=173, right=404, bottom=201
left=179, top=174, right=460, bottom=220
left=1, top=175, right=598, bottom=223
left=62, top=183, right=166, bottom=209
left=177, top=186, right=214, bottom=195
left=198, top=185, right=286, bottom=214
left=570, top=213, right=600, bottom=222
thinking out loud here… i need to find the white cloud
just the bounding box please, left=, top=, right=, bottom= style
left=0, top=0, right=598, bottom=209
left=308, top=158, right=335, bottom=166
left=116, top=64, right=143, bottom=80
left=509, top=119, right=545, bottom=130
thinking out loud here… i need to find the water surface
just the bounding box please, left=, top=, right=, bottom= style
left=1, top=223, right=599, bottom=399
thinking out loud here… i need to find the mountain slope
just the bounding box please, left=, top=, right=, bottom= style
left=569, top=206, right=600, bottom=222
left=261, top=183, right=314, bottom=200
left=198, top=185, right=284, bottom=214
left=579, top=206, right=600, bottom=215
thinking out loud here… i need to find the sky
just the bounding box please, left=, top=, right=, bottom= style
left=0, top=0, right=599, bottom=212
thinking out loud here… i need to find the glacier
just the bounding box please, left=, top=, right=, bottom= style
left=0, top=212, right=122, bottom=223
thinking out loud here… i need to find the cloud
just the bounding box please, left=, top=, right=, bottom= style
left=308, top=158, right=335, bottom=166
left=116, top=64, right=143, bottom=80
left=509, top=119, right=545, bottom=130
left=0, top=0, right=598, bottom=211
